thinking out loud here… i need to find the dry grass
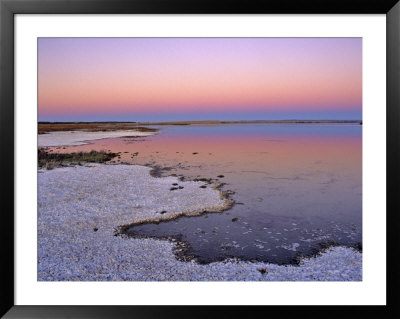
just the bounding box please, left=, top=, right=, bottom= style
left=38, top=149, right=118, bottom=169
left=38, top=122, right=158, bottom=134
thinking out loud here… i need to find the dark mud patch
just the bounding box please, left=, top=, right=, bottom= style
left=149, top=165, right=174, bottom=178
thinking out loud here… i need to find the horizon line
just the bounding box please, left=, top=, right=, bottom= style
left=38, top=119, right=362, bottom=124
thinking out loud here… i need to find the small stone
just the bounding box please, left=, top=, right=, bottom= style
left=258, top=268, right=267, bottom=275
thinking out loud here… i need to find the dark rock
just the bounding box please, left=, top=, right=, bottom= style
left=258, top=268, right=267, bottom=274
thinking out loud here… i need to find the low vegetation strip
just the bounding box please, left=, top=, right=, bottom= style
left=38, top=149, right=118, bottom=169
left=38, top=122, right=158, bottom=134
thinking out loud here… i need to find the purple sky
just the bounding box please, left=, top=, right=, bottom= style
left=38, top=38, right=362, bottom=122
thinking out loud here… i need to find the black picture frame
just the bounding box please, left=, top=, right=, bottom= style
left=1, top=0, right=399, bottom=318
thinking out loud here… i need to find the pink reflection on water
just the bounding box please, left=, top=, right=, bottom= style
left=49, top=131, right=361, bottom=180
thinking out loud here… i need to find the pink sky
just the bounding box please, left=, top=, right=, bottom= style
left=38, top=38, right=362, bottom=121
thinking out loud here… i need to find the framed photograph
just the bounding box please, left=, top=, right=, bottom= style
left=1, top=0, right=399, bottom=317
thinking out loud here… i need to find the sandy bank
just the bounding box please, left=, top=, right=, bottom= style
left=38, top=164, right=361, bottom=281
left=38, top=130, right=156, bottom=147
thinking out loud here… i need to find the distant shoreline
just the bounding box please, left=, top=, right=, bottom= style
left=39, top=120, right=362, bottom=124
left=38, top=119, right=362, bottom=133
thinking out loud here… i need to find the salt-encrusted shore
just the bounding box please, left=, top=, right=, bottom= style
left=38, top=164, right=362, bottom=281
left=38, top=130, right=156, bottom=147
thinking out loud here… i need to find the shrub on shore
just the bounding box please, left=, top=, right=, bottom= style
left=38, top=149, right=118, bottom=169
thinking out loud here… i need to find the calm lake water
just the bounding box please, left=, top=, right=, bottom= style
left=53, top=124, right=362, bottom=264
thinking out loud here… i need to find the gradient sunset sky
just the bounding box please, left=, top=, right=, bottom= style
left=38, top=38, right=362, bottom=122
